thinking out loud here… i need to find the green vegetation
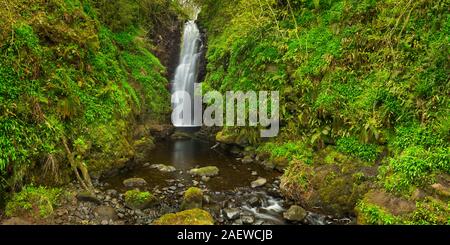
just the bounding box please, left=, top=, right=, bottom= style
left=198, top=0, right=449, bottom=223
left=0, top=0, right=181, bottom=204
left=5, top=185, right=62, bottom=218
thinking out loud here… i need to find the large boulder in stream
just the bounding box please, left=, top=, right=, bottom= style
left=189, top=166, right=219, bottom=177
left=124, top=190, right=156, bottom=210
left=251, top=177, right=267, bottom=188
left=123, top=178, right=147, bottom=187
left=181, top=187, right=203, bottom=210
left=283, top=205, right=307, bottom=222
left=153, top=208, right=214, bottom=225
left=149, top=164, right=176, bottom=173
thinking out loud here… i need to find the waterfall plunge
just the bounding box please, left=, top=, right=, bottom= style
left=171, top=20, right=202, bottom=127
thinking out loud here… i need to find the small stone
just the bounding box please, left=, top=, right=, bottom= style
left=101, top=220, right=108, bottom=225
left=150, top=164, right=176, bottom=173
left=248, top=196, right=261, bottom=207
left=223, top=208, right=240, bottom=220
left=123, top=178, right=147, bottom=187
left=283, top=205, right=307, bottom=222
left=251, top=171, right=258, bottom=176
left=177, top=183, right=185, bottom=188
left=76, top=192, right=101, bottom=205
left=201, top=176, right=210, bottom=182
left=193, top=180, right=199, bottom=186
left=169, top=186, right=177, bottom=191
left=241, top=215, right=255, bottom=224
left=251, top=177, right=267, bottom=188
left=241, top=156, right=254, bottom=164
left=106, top=189, right=118, bottom=197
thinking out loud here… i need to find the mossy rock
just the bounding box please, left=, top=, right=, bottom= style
left=272, top=157, right=289, bottom=171
left=189, top=166, right=219, bottom=177
left=5, top=186, right=62, bottom=219
left=153, top=208, right=214, bottom=225
left=280, top=148, right=376, bottom=217
left=124, top=190, right=156, bottom=210
left=181, top=187, right=203, bottom=210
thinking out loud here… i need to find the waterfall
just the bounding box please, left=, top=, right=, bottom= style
left=171, top=20, right=202, bottom=127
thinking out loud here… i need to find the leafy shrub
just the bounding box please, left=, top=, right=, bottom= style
left=336, top=137, right=379, bottom=162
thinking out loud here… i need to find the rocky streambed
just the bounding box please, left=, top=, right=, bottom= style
left=2, top=133, right=354, bottom=225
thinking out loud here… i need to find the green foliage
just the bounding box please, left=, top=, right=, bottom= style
left=355, top=200, right=401, bottom=225
left=0, top=0, right=175, bottom=200
left=336, top=137, right=379, bottom=162
left=257, top=141, right=312, bottom=163
left=5, top=185, right=61, bottom=218
left=381, top=146, right=450, bottom=195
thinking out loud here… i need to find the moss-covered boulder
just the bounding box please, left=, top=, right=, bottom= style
left=280, top=147, right=376, bottom=217
left=5, top=186, right=62, bottom=219
left=123, top=178, right=147, bottom=187
left=189, top=166, right=219, bottom=177
left=181, top=187, right=203, bottom=210
left=153, top=208, right=214, bottom=225
left=124, top=190, right=156, bottom=210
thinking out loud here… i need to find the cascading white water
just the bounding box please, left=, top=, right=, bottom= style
left=171, top=20, right=202, bottom=127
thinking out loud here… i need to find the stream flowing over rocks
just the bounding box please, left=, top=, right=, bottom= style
left=33, top=132, right=354, bottom=226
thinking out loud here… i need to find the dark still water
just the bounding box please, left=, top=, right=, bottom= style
left=103, top=138, right=279, bottom=192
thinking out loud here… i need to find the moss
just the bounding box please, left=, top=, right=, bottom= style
left=189, top=166, right=219, bottom=177
left=181, top=187, right=203, bottom=210
left=124, top=190, right=156, bottom=210
left=5, top=186, right=62, bottom=219
left=184, top=187, right=203, bottom=202
left=153, top=208, right=214, bottom=225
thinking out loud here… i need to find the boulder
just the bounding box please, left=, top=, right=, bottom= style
left=283, top=205, right=307, bottom=222
left=76, top=192, right=101, bottom=205
left=222, top=208, right=240, bottom=220
left=181, top=187, right=203, bottom=210
left=153, top=208, right=214, bottom=225
left=241, top=155, right=254, bottom=164
left=123, top=178, right=147, bottom=187
left=170, top=131, right=192, bottom=140
left=124, top=190, right=156, bottom=210
left=189, top=166, right=219, bottom=177
left=251, top=177, right=267, bottom=188
left=150, top=164, right=176, bottom=173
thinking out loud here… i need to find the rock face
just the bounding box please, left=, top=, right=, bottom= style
left=94, top=206, right=118, bottom=221
left=283, top=205, right=307, bottom=222
left=153, top=209, right=214, bottom=225
left=124, top=190, right=156, bottom=210
left=76, top=192, right=101, bottom=205
left=123, top=178, right=147, bottom=187
left=149, top=164, right=176, bottom=173
left=189, top=166, right=219, bottom=177
left=251, top=177, right=267, bottom=188
left=181, top=187, right=203, bottom=210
